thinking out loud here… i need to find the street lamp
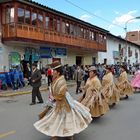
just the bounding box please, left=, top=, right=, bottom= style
left=124, top=16, right=140, bottom=39
left=123, top=16, right=140, bottom=64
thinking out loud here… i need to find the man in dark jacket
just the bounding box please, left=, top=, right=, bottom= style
left=30, top=63, right=44, bottom=105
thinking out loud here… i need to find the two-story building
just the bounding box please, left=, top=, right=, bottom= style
left=0, top=0, right=108, bottom=72
left=98, top=33, right=140, bottom=65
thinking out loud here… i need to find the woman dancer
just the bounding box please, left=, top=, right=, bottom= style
left=79, top=66, right=109, bottom=118
left=34, top=61, right=92, bottom=140
left=101, top=66, right=120, bottom=106
left=131, top=68, right=140, bottom=92
left=116, top=65, right=133, bottom=99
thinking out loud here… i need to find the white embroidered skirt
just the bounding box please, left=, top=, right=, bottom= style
left=34, top=92, right=92, bottom=137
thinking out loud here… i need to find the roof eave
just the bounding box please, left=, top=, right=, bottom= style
left=0, top=0, right=108, bottom=33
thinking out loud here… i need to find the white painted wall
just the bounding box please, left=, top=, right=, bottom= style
left=127, top=44, right=140, bottom=64
left=98, top=35, right=140, bottom=65
left=98, top=38, right=119, bottom=65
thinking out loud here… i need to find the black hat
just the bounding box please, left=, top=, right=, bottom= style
left=120, top=65, right=128, bottom=71
left=105, top=65, right=112, bottom=71
left=32, top=63, right=37, bottom=67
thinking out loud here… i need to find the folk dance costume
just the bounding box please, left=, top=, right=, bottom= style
left=101, top=72, right=114, bottom=103
left=34, top=62, right=92, bottom=139
left=110, top=83, right=120, bottom=105
left=131, top=70, right=140, bottom=91
left=101, top=69, right=120, bottom=105
left=79, top=66, right=109, bottom=118
left=116, top=66, right=133, bottom=99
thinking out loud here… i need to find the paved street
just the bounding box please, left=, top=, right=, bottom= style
left=0, top=85, right=140, bottom=140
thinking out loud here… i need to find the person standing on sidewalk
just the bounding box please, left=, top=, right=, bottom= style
left=30, top=63, right=44, bottom=105
left=74, top=66, right=84, bottom=94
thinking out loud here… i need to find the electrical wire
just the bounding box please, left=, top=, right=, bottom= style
left=65, top=0, right=124, bottom=29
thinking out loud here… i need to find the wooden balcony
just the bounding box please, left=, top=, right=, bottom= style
left=2, top=23, right=106, bottom=51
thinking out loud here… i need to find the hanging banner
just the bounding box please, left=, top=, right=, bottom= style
left=9, top=52, right=20, bottom=68
left=40, top=47, right=52, bottom=58
left=32, top=53, right=40, bottom=62
left=55, top=48, right=67, bottom=57
left=24, top=51, right=30, bottom=61
left=113, top=51, right=119, bottom=59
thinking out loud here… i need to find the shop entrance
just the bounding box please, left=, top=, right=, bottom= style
left=104, top=58, right=107, bottom=65
left=92, top=57, right=96, bottom=65
left=76, top=56, right=82, bottom=66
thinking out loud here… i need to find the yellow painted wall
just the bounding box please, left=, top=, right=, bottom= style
left=64, top=51, right=75, bottom=65
left=64, top=49, right=97, bottom=66
left=83, top=55, right=92, bottom=65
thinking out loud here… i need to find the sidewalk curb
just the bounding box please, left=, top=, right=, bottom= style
left=0, top=83, right=76, bottom=97
left=0, top=87, right=47, bottom=97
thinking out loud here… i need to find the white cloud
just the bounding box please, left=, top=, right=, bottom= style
left=79, top=14, right=92, bottom=22
left=109, top=10, right=139, bottom=29
left=108, top=24, right=115, bottom=30
left=114, top=11, right=120, bottom=15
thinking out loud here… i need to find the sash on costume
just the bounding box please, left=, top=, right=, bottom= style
left=66, top=92, right=91, bottom=118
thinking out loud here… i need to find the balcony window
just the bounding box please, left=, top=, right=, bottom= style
left=5, top=7, right=14, bottom=23
left=45, top=16, right=49, bottom=29
left=49, top=17, right=53, bottom=30
left=53, top=18, right=57, bottom=31
left=83, top=29, right=86, bottom=39
left=90, top=32, right=95, bottom=40
left=38, top=14, right=43, bottom=28
left=25, top=10, right=30, bottom=24
left=99, top=34, right=103, bottom=43
left=18, top=8, right=24, bottom=23
left=31, top=12, right=37, bottom=26
left=89, top=31, right=92, bottom=40
left=70, top=24, right=74, bottom=35
left=85, top=30, right=89, bottom=39
left=80, top=28, right=84, bottom=38
left=94, top=32, right=97, bottom=41
left=62, top=21, right=65, bottom=33
left=77, top=26, right=81, bottom=37
left=73, top=25, right=77, bottom=36
left=65, top=23, right=70, bottom=34
left=57, top=19, right=60, bottom=32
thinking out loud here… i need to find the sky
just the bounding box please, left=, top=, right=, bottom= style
left=33, top=0, right=140, bottom=37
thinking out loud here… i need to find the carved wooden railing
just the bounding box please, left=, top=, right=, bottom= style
left=2, top=23, right=106, bottom=51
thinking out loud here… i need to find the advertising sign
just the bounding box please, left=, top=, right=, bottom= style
left=113, top=51, right=119, bottom=59
left=40, top=47, right=52, bottom=58
left=55, top=48, right=67, bottom=57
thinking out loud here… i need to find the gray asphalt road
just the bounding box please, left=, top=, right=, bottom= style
left=0, top=85, right=140, bottom=140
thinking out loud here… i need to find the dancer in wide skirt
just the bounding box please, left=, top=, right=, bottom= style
left=101, top=66, right=120, bottom=106
left=79, top=66, right=109, bottom=118
left=116, top=65, right=133, bottom=99
left=131, top=69, right=140, bottom=92
left=34, top=61, right=92, bottom=140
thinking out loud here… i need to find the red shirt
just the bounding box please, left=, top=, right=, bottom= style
left=47, top=69, right=53, bottom=76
